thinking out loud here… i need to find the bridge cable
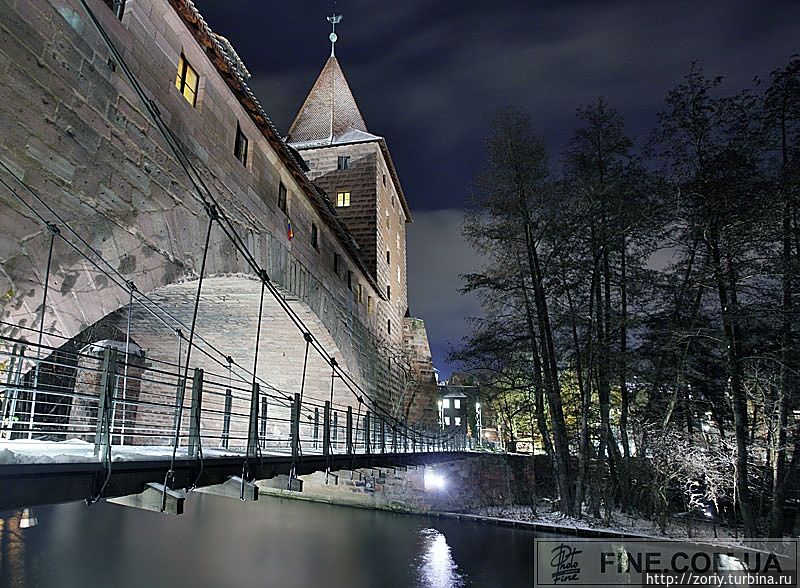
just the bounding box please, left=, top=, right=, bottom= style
left=24, top=1, right=452, bottom=454
left=164, top=211, right=215, bottom=507
left=75, top=0, right=427, bottom=445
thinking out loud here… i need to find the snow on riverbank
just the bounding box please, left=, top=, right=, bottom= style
left=470, top=502, right=742, bottom=541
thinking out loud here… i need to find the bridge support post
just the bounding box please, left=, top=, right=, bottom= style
left=346, top=406, right=353, bottom=455
left=313, top=407, right=319, bottom=449
left=403, top=420, right=408, bottom=452
left=323, top=401, right=331, bottom=459
left=188, top=368, right=203, bottom=459
left=364, top=411, right=371, bottom=454
left=221, top=387, right=232, bottom=449
left=392, top=423, right=397, bottom=453
left=247, top=383, right=260, bottom=458
left=94, top=348, right=118, bottom=462
left=260, top=396, right=268, bottom=449
left=411, top=424, right=416, bottom=453
left=332, top=411, right=338, bottom=451
left=290, top=393, right=301, bottom=462
left=380, top=418, right=385, bottom=453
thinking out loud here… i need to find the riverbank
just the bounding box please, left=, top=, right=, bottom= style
left=468, top=503, right=740, bottom=541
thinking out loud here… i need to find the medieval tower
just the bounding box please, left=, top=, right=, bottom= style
left=287, top=18, right=437, bottom=425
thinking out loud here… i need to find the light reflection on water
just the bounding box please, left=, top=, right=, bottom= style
left=0, top=496, right=537, bottom=588
left=0, top=512, right=27, bottom=588
left=415, top=528, right=467, bottom=588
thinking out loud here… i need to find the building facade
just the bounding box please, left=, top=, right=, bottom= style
left=0, top=0, right=438, bottom=433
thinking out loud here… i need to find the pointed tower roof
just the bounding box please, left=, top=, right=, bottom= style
left=287, top=56, right=380, bottom=147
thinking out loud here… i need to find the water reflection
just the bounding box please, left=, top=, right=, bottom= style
left=415, top=528, right=466, bottom=588
left=0, top=497, right=537, bottom=588
left=0, top=511, right=27, bottom=588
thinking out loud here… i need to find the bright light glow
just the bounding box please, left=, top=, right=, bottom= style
left=19, top=508, right=38, bottom=529
left=475, top=402, right=480, bottom=409
left=424, top=469, right=446, bottom=491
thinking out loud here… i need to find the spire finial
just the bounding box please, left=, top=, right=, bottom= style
left=327, top=14, right=342, bottom=57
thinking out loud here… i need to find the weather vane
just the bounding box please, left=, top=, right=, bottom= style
left=327, top=14, right=342, bottom=56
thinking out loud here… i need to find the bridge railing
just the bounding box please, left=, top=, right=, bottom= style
left=0, top=334, right=467, bottom=468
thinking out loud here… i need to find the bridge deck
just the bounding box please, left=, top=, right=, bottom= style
left=0, top=448, right=470, bottom=510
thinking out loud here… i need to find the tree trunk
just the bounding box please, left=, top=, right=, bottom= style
left=515, top=250, right=554, bottom=460
left=524, top=221, right=574, bottom=515
left=769, top=108, right=795, bottom=537
left=567, top=261, right=596, bottom=516
left=619, top=233, right=630, bottom=458
left=708, top=231, right=756, bottom=537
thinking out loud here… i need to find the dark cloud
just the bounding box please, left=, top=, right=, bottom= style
left=406, top=209, right=483, bottom=378
left=192, top=0, right=800, bottom=375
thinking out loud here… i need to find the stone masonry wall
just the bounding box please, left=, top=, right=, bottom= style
left=269, top=454, right=555, bottom=514
left=402, top=317, right=438, bottom=427
left=0, top=0, right=408, bottom=411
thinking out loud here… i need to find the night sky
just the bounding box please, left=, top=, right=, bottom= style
left=191, top=0, right=799, bottom=378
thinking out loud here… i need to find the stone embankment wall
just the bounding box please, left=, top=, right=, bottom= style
left=258, top=454, right=554, bottom=514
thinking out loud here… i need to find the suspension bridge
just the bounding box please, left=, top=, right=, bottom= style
left=0, top=0, right=469, bottom=515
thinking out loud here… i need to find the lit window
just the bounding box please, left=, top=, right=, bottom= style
left=443, top=399, right=450, bottom=409
left=336, top=192, right=351, bottom=207
left=278, top=182, right=287, bottom=213
left=234, top=122, right=248, bottom=166
left=175, top=53, right=199, bottom=107
left=311, top=223, right=319, bottom=250
left=397, top=266, right=401, bottom=282
left=357, top=283, right=364, bottom=303
left=444, top=416, right=451, bottom=426
left=385, top=209, right=390, bottom=229
left=454, top=416, right=462, bottom=426
left=337, top=156, right=350, bottom=170
left=454, top=399, right=461, bottom=409
left=367, top=296, right=373, bottom=313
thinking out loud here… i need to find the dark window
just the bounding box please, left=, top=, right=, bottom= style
left=382, top=174, right=387, bottom=187
left=311, top=223, right=319, bottom=250
left=387, top=319, right=391, bottom=335
left=103, top=0, right=126, bottom=19
left=347, top=270, right=353, bottom=291
left=386, top=250, right=390, bottom=265
left=175, top=53, right=199, bottom=107
left=234, top=122, right=248, bottom=166
left=337, top=156, right=350, bottom=170
left=333, top=252, right=341, bottom=274
left=386, top=284, right=391, bottom=300
left=278, top=182, right=287, bottom=213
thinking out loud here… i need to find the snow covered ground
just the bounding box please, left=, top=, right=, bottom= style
left=470, top=502, right=742, bottom=541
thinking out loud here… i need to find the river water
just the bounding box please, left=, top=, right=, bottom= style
left=0, top=494, right=536, bottom=588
